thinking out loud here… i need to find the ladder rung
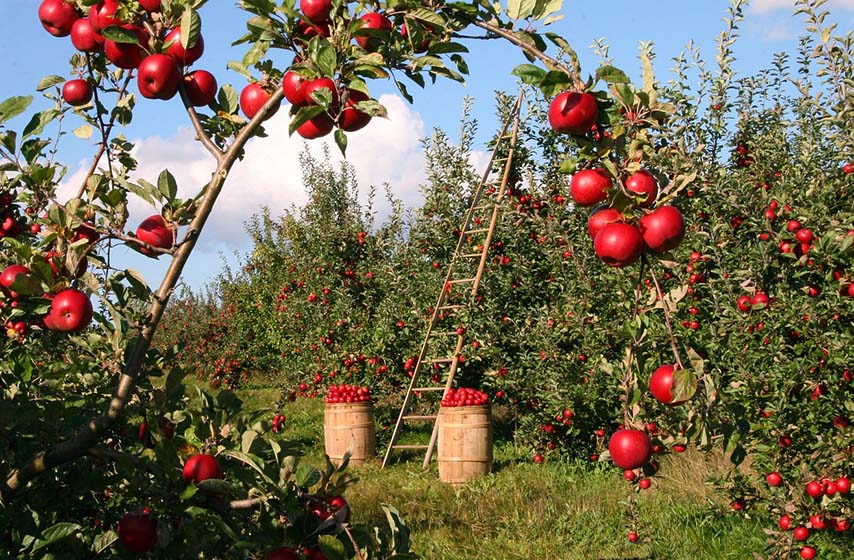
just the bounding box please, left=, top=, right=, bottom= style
left=393, top=444, right=429, bottom=450
left=413, top=387, right=446, bottom=392
left=403, top=415, right=438, bottom=421
left=431, top=331, right=461, bottom=336
left=431, top=357, right=455, bottom=364
left=448, top=278, right=475, bottom=284
left=438, top=304, right=465, bottom=311
left=466, top=228, right=489, bottom=234
left=459, top=252, right=483, bottom=258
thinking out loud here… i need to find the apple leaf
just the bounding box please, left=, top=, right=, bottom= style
left=296, top=463, right=321, bottom=488
left=533, top=0, right=564, bottom=19
left=288, top=106, right=324, bottom=136
left=36, top=75, right=65, bottom=92
left=0, top=95, right=33, bottom=126
left=181, top=8, right=202, bottom=50
left=539, top=70, right=574, bottom=97
left=157, top=169, right=178, bottom=202
left=334, top=129, right=348, bottom=155
left=670, top=368, right=698, bottom=404
left=428, top=42, right=469, bottom=55
left=0, top=131, right=17, bottom=154
left=100, top=25, right=140, bottom=44
left=218, top=84, right=239, bottom=114
left=31, top=522, right=82, bottom=553
left=407, top=8, right=446, bottom=27
left=73, top=125, right=94, bottom=140
left=596, top=65, right=630, bottom=84
left=22, top=109, right=60, bottom=139
left=93, top=531, right=118, bottom=554
left=507, top=0, right=537, bottom=20
left=511, top=64, right=547, bottom=87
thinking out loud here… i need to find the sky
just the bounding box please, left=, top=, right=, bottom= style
left=1, top=0, right=853, bottom=291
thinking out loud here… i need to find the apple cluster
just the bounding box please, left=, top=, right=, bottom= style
left=324, top=384, right=371, bottom=403
left=769, top=475, right=852, bottom=559
left=548, top=92, right=686, bottom=267
left=441, top=387, right=489, bottom=407
left=38, top=0, right=219, bottom=108
left=0, top=191, right=28, bottom=240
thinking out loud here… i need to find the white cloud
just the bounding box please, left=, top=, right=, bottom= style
left=750, top=0, right=854, bottom=13
left=62, top=94, right=429, bottom=254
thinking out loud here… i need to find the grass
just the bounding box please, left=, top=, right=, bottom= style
left=235, top=386, right=773, bottom=560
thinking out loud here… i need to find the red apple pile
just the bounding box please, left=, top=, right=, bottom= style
left=441, top=387, right=489, bottom=407
left=324, top=384, right=371, bottom=403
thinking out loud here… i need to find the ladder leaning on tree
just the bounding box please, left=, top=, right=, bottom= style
left=381, top=92, right=525, bottom=470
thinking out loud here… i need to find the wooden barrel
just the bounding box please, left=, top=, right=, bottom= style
left=324, top=402, right=376, bottom=466
left=437, top=405, right=493, bottom=484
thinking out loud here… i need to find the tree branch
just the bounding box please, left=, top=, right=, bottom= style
left=2, top=88, right=286, bottom=499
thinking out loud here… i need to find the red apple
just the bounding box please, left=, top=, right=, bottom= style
left=624, top=170, right=658, bottom=207
left=282, top=71, right=308, bottom=106
left=836, top=476, right=850, bottom=494
left=766, top=472, right=783, bottom=487
left=104, top=25, right=148, bottom=69
left=806, top=481, right=824, bottom=499
left=70, top=17, right=104, bottom=52
left=793, top=526, right=810, bottom=541
left=795, top=228, right=813, bottom=244
left=587, top=207, right=623, bottom=240
left=548, top=91, right=598, bottom=135
left=118, top=512, right=157, bottom=553
left=88, top=0, right=120, bottom=32
left=593, top=222, right=643, bottom=267
left=736, top=295, right=752, bottom=312
left=799, top=546, right=816, bottom=560
left=752, top=292, right=770, bottom=310
left=137, top=54, right=181, bottom=100
left=240, top=83, right=279, bottom=121
left=355, top=12, right=393, bottom=52
left=0, top=265, right=36, bottom=299
left=47, top=288, right=94, bottom=332
left=303, top=77, right=339, bottom=108
left=297, top=114, right=335, bottom=139
left=779, top=515, right=792, bottom=531
left=139, top=0, right=162, bottom=12
left=183, top=70, right=218, bottom=107
left=135, top=215, right=174, bottom=255
left=164, top=27, right=205, bottom=67
left=301, top=0, right=333, bottom=24
left=638, top=205, right=685, bottom=253
left=39, top=0, right=79, bottom=37
left=570, top=168, right=611, bottom=207
left=608, top=429, right=651, bottom=469
left=182, top=453, right=224, bottom=485
left=265, top=547, right=299, bottom=560
left=338, top=89, right=371, bottom=132
left=62, top=79, right=93, bottom=107
left=648, top=364, right=692, bottom=405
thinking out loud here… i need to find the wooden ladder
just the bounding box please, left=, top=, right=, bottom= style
left=381, top=93, right=524, bottom=469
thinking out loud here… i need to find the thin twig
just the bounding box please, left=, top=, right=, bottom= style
left=646, top=256, right=685, bottom=370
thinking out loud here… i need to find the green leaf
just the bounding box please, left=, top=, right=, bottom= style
left=157, top=169, right=178, bottom=201
left=314, top=43, right=338, bottom=79
left=511, top=64, right=547, bottom=86
left=507, top=0, right=537, bottom=19
left=288, top=105, right=324, bottom=136
left=180, top=8, right=202, bottom=50
left=0, top=96, right=33, bottom=125
left=218, top=84, right=239, bottom=114
left=0, top=130, right=17, bottom=153
left=32, top=523, right=81, bottom=553
left=334, top=129, right=347, bottom=155
left=23, top=109, right=60, bottom=139
left=36, top=76, right=66, bottom=92
left=100, top=25, right=141, bottom=44
left=533, top=0, right=564, bottom=19
left=93, top=531, right=117, bottom=554
left=296, top=463, right=321, bottom=488
left=670, top=368, right=698, bottom=403
left=596, top=65, right=630, bottom=84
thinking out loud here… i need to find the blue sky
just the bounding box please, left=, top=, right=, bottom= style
left=2, top=0, right=853, bottom=290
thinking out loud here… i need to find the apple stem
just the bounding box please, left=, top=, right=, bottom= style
left=468, top=20, right=585, bottom=90
left=646, top=256, right=685, bottom=371
left=75, top=65, right=134, bottom=200
left=343, top=526, right=366, bottom=560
